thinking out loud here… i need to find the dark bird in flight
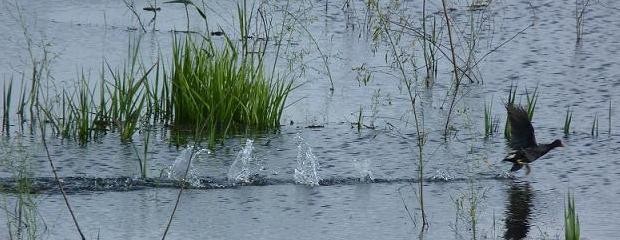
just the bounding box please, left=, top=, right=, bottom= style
left=503, top=103, right=564, bottom=174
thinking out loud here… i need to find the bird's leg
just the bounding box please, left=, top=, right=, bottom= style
left=525, top=164, right=531, bottom=175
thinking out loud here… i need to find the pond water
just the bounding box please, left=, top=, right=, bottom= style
left=1, top=0, right=620, bottom=239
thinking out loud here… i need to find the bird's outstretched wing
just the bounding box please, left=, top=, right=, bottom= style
left=506, top=103, right=537, bottom=149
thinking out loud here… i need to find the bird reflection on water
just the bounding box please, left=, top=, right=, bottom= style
left=504, top=181, right=533, bottom=240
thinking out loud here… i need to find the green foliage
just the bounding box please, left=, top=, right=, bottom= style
left=170, top=36, right=293, bottom=147
left=525, top=86, right=539, bottom=121
left=504, top=84, right=517, bottom=139
left=565, top=191, right=580, bottom=240
left=564, top=107, right=573, bottom=136
left=484, top=100, right=499, bottom=137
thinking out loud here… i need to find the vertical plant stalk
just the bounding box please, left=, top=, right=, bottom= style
left=2, top=79, right=13, bottom=133
left=279, top=8, right=334, bottom=91
left=38, top=114, right=86, bottom=239
left=575, top=0, right=590, bottom=43
left=591, top=113, right=598, bottom=136
left=609, top=98, right=612, bottom=136
left=368, top=1, right=427, bottom=227
left=442, top=0, right=462, bottom=138
left=161, top=145, right=200, bottom=240
left=564, top=191, right=580, bottom=240
left=484, top=100, right=493, bottom=137
left=504, top=85, right=517, bottom=139
left=563, top=107, right=573, bottom=136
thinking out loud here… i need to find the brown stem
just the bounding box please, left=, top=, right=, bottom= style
left=441, top=0, right=461, bottom=138
left=39, top=115, right=86, bottom=240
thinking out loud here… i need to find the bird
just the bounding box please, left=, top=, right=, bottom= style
left=503, top=103, right=564, bottom=174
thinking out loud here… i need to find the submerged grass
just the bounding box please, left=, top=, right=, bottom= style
left=170, top=36, right=292, bottom=146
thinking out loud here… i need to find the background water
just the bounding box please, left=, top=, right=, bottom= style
left=1, top=0, right=620, bottom=239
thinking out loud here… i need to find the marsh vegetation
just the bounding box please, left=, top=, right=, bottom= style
left=0, top=0, right=618, bottom=239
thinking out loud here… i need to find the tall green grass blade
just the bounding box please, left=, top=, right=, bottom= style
left=564, top=107, right=573, bottom=136
left=591, top=113, right=598, bottom=136
left=564, top=191, right=580, bottom=240
left=504, top=84, right=517, bottom=139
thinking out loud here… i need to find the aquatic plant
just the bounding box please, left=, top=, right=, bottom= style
left=170, top=36, right=292, bottom=146
left=591, top=113, right=598, bottom=136
left=3, top=147, right=40, bottom=240
left=2, top=79, right=12, bottom=132
left=504, top=84, right=517, bottom=139
left=36, top=108, right=86, bottom=239
left=162, top=145, right=208, bottom=239
left=421, top=0, right=439, bottom=87
left=442, top=0, right=463, bottom=138
left=609, top=98, right=612, bottom=135
left=452, top=179, right=487, bottom=240
left=106, top=39, right=154, bottom=142
left=575, top=0, right=590, bottom=43
left=73, top=75, right=94, bottom=144
left=563, top=107, right=573, bottom=136
left=525, top=86, right=538, bottom=121
left=564, top=191, right=580, bottom=240
left=368, top=1, right=429, bottom=226
left=484, top=100, right=499, bottom=137
left=164, top=0, right=207, bottom=33
left=134, top=127, right=152, bottom=179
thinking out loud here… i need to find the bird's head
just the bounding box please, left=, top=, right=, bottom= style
left=551, top=139, right=564, bottom=148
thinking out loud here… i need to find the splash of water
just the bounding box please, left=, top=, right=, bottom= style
left=294, top=134, right=321, bottom=186
left=430, top=169, right=455, bottom=182
left=353, top=158, right=374, bottom=182
left=227, top=139, right=255, bottom=184
left=164, top=146, right=209, bottom=187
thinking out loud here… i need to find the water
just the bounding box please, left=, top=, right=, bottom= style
left=352, top=158, right=374, bottom=182
left=227, top=139, right=255, bottom=184
left=294, top=134, right=321, bottom=186
left=163, top=146, right=209, bottom=187
left=1, top=0, right=620, bottom=239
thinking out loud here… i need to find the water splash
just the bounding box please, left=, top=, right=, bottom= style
left=294, top=134, right=321, bottom=186
left=227, top=139, right=255, bottom=184
left=164, top=146, right=209, bottom=187
left=352, top=158, right=374, bottom=182
left=430, top=169, right=455, bottom=182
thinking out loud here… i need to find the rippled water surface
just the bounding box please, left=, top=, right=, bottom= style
left=1, top=0, right=620, bottom=239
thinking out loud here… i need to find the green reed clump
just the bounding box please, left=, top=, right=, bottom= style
left=105, top=41, right=156, bottom=142
left=170, top=37, right=292, bottom=146
left=564, top=107, right=573, bottom=136
left=74, top=75, right=93, bottom=143
left=564, top=191, right=580, bottom=240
